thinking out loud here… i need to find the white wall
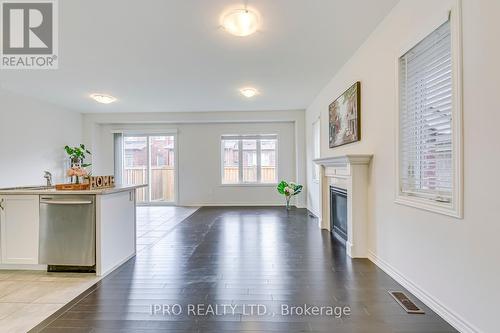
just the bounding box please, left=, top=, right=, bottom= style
left=0, top=89, right=82, bottom=187
left=305, top=0, right=499, bottom=332
left=83, top=110, right=306, bottom=207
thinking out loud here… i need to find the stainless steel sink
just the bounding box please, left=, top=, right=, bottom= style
left=0, top=185, right=55, bottom=191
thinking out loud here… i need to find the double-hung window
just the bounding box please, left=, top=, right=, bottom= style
left=221, top=135, right=278, bottom=184
left=397, top=10, right=462, bottom=218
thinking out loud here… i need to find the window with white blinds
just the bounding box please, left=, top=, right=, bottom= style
left=398, top=19, right=454, bottom=205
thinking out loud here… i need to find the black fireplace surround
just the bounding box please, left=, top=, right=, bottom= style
left=330, top=186, right=348, bottom=243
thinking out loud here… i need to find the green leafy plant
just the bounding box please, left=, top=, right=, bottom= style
left=277, top=180, right=303, bottom=209
left=64, top=144, right=92, bottom=168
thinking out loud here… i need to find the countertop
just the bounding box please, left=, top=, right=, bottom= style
left=0, top=184, right=147, bottom=195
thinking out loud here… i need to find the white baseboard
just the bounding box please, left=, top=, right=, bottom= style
left=346, top=241, right=354, bottom=257
left=184, top=203, right=291, bottom=207
left=307, top=207, right=320, bottom=217
left=367, top=250, right=479, bottom=333
left=0, top=264, right=47, bottom=270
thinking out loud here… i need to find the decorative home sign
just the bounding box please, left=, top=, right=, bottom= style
left=329, top=81, right=361, bottom=148
left=90, top=176, right=115, bottom=189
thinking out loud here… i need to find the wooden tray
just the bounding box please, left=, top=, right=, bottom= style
left=55, top=183, right=90, bottom=191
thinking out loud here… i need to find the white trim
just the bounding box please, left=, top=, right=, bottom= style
left=394, top=0, right=463, bottom=219
left=112, top=128, right=178, bottom=135
left=146, top=135, right=151, bottom=202
left=368, top=250, right=479, bottom=333
left=395, top=195, right=461, bottom=218
left=346, top=241, right=354, bottom=257
left=450, top=0, right=464, bottom=219
left=307, top=209, right=321, bottom=228
left=238, top=139, right=243, bottom=183
left=0, top=264, right=47, bottom=270
left=307, top=208, right=320, bottom=218
left=184, top=203, right=292, bottom=207
left=256, top=138, right=262, bottom=182
left=221, top=134, right=278, bottom=140
left=312, top=116, right=321, bottom=182
left=173, top=133, right=180, bottom=205
left=313, top=154, right=373, bottom=167
left=219, top=183, right=278, bottom=187
left=122, top=133, right=179, bottom=205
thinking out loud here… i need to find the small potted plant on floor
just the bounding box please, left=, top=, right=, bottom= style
left=277, top=180, right=303, bottom=210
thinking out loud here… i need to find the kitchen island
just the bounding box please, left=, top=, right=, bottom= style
left=0, top=184, right=146, bottom=276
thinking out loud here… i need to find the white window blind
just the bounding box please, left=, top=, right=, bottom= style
left=399, top=19, right=453, bottom=203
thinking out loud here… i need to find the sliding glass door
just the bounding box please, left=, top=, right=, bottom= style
left=123, top=135, right=176, bottom=205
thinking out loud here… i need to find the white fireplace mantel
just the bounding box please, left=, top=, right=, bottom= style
left=313, top=154, right=373, bottom=258
left=314, top=154, right=373, bottom=167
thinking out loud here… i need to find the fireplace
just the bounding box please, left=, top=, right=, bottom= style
left=314, top=154, right=372, bottom=258
left=330, top=186, right=348, bottom=243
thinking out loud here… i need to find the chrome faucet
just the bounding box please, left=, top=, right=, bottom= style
left=43, top=171, right=53, bottom=187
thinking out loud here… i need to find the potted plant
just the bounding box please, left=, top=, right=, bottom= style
left=64, top=144, right=91, bottom=184
left=277, top=180, right=303, bottom=210
left=64, top=144, right=91, bottom=167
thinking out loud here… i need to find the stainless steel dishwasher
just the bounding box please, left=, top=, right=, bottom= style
left=39, top=195, right=96, bottom=271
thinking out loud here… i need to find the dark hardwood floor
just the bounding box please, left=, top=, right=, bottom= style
left=35, top=207, right=456, bottom=333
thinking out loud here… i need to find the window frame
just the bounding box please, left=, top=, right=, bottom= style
left=312, top=117, right=321, bottom=183
left=394, top=2, right=463, bottom=218
left=120, top=132, right=179, bottom=206
left=220, top=134, right=279, bottom=186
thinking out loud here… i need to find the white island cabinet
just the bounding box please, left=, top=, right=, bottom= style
left=0, top=185, right=145, bottom=276
left=0, top=195, right=40, bottom=264
left=96, top=189, right=137, bottom=276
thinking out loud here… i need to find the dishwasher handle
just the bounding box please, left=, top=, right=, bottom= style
left=40, top=199, right=93, bottom=205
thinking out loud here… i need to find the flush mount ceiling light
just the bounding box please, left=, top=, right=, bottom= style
left=221, top=8, right=260, bottom=37
left=90, top=93, right=117, bottom=104
left=240, top=87, right=259, bottom=98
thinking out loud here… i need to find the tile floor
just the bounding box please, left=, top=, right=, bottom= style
left=0, top=271, right=98, bottom=333
left=0, top=206, right=197, bottom=333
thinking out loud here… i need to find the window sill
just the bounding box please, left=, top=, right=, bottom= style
left=394, top=194, right=462, bottom=219
left=220, top=183, right=278, bottom=187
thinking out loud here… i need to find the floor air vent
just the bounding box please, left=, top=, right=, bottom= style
left=389, top=291, right=425, bottom=314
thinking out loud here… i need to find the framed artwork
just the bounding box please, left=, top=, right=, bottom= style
left=329, top=81, right=361, bottom=148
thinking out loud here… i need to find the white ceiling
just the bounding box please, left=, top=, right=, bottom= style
left=0, top=0, right=399, bottom=113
